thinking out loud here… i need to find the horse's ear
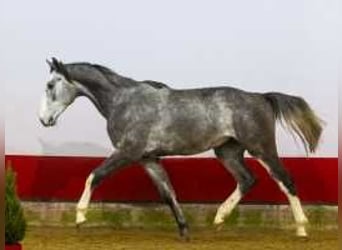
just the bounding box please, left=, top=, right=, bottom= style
left=46, top=58, right=55, bottom=72
left=50, top=57, right=71, bottom=81
left=46, top=59, right=52, bottom=69
left=46, top=57, right=60, bottom=72
left=51, top=57, right=59, bottom=68
left=58, top=61, right=71, bottom=82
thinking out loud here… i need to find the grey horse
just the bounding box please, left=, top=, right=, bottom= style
left=39, top=57, right=322, bottom=240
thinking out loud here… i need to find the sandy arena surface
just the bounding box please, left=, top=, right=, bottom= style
left=23, top=227, right=338, bottom=250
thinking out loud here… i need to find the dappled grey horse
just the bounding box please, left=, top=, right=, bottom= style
left=39, top=58, right=322, bottom=240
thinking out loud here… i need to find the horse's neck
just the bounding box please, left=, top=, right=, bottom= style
left=76, top=78, right=140, bottom=120
left=76, top=80, right=118, bottom=119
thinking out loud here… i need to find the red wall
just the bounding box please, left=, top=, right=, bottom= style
left=5, top=155, right=337, bottom=204
left=5, top=244, right=22, bottom=250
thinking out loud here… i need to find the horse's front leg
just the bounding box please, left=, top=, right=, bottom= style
left=76, top=151, right=135, bottom=225
left=142, top=158, right=189, bottom=240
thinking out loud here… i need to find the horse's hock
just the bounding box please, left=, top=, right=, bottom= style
left=23, top=202, right=337, bottom=230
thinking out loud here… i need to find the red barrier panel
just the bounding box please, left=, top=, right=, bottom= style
left=5, top=155, right=337, bottom=204
left=5, top=244, right=22, bottom=250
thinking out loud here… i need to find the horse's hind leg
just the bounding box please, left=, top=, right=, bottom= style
left=213, top=140, right=256, bottom=227
left=256, top=155, right=308, bottom=237
left=234, top=105, right=308, bottom=237
left=142, top=158, right=189, bottom=240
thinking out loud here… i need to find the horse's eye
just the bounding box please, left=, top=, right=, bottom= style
left=47, top=82, right=54, bottom=90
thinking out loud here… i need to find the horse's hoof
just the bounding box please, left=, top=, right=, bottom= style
left=213, top=217, right=224, bottom=231
left=180, top=226, right=190, bottom=242
left=76, top=223, right=82, bottom=231
left=213, top=215, right=224, bottom=225
left=180, top=234, right=190, bottom=242
left=215, top=222, right=224, bottom=232
left=296, top=226, right=308, bottom=238
left=76, top=211, right=87, bottom=225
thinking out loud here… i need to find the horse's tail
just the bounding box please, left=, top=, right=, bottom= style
left=263, top=92, right=323, bottom=153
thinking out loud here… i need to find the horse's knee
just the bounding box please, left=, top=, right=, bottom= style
left=91, top=169, right=104, bottom=188
left=91, top=165, right=116, bottom=188
left=239, top=174, right=256, bottom=194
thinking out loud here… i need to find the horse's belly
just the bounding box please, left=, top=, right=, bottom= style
left=145, top=127, right=234, bottom=156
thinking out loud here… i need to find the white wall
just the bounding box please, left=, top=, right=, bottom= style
left=2, top=0, right=339, bottom=157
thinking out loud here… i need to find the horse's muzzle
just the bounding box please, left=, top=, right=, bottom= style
left=39, top=117, right=56, bottom=127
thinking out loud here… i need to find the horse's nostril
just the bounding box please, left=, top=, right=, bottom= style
left=40, top=117, right=55, bottom=126
left=39, top=118, right=47, bottom=126
left=48, top=117, right=54, bottom=125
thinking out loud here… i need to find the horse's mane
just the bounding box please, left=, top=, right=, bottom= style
left=91, top=64, right=117, bottom=76
left=140, top=80, right=170, bottom=89
left=67, top=62, right=170, bottom=89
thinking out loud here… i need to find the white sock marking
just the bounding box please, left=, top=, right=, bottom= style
left=258, top=160, right=308, bottom=237
left=214, top=185, right=242, bottom=225
left=76, top=173, right=94, bottom=224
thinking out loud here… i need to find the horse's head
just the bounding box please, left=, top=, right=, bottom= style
left=39, top=58, right=78, bottom=127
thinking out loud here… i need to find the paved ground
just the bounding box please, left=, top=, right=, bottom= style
left=23, top=227, right=338, bottom=250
